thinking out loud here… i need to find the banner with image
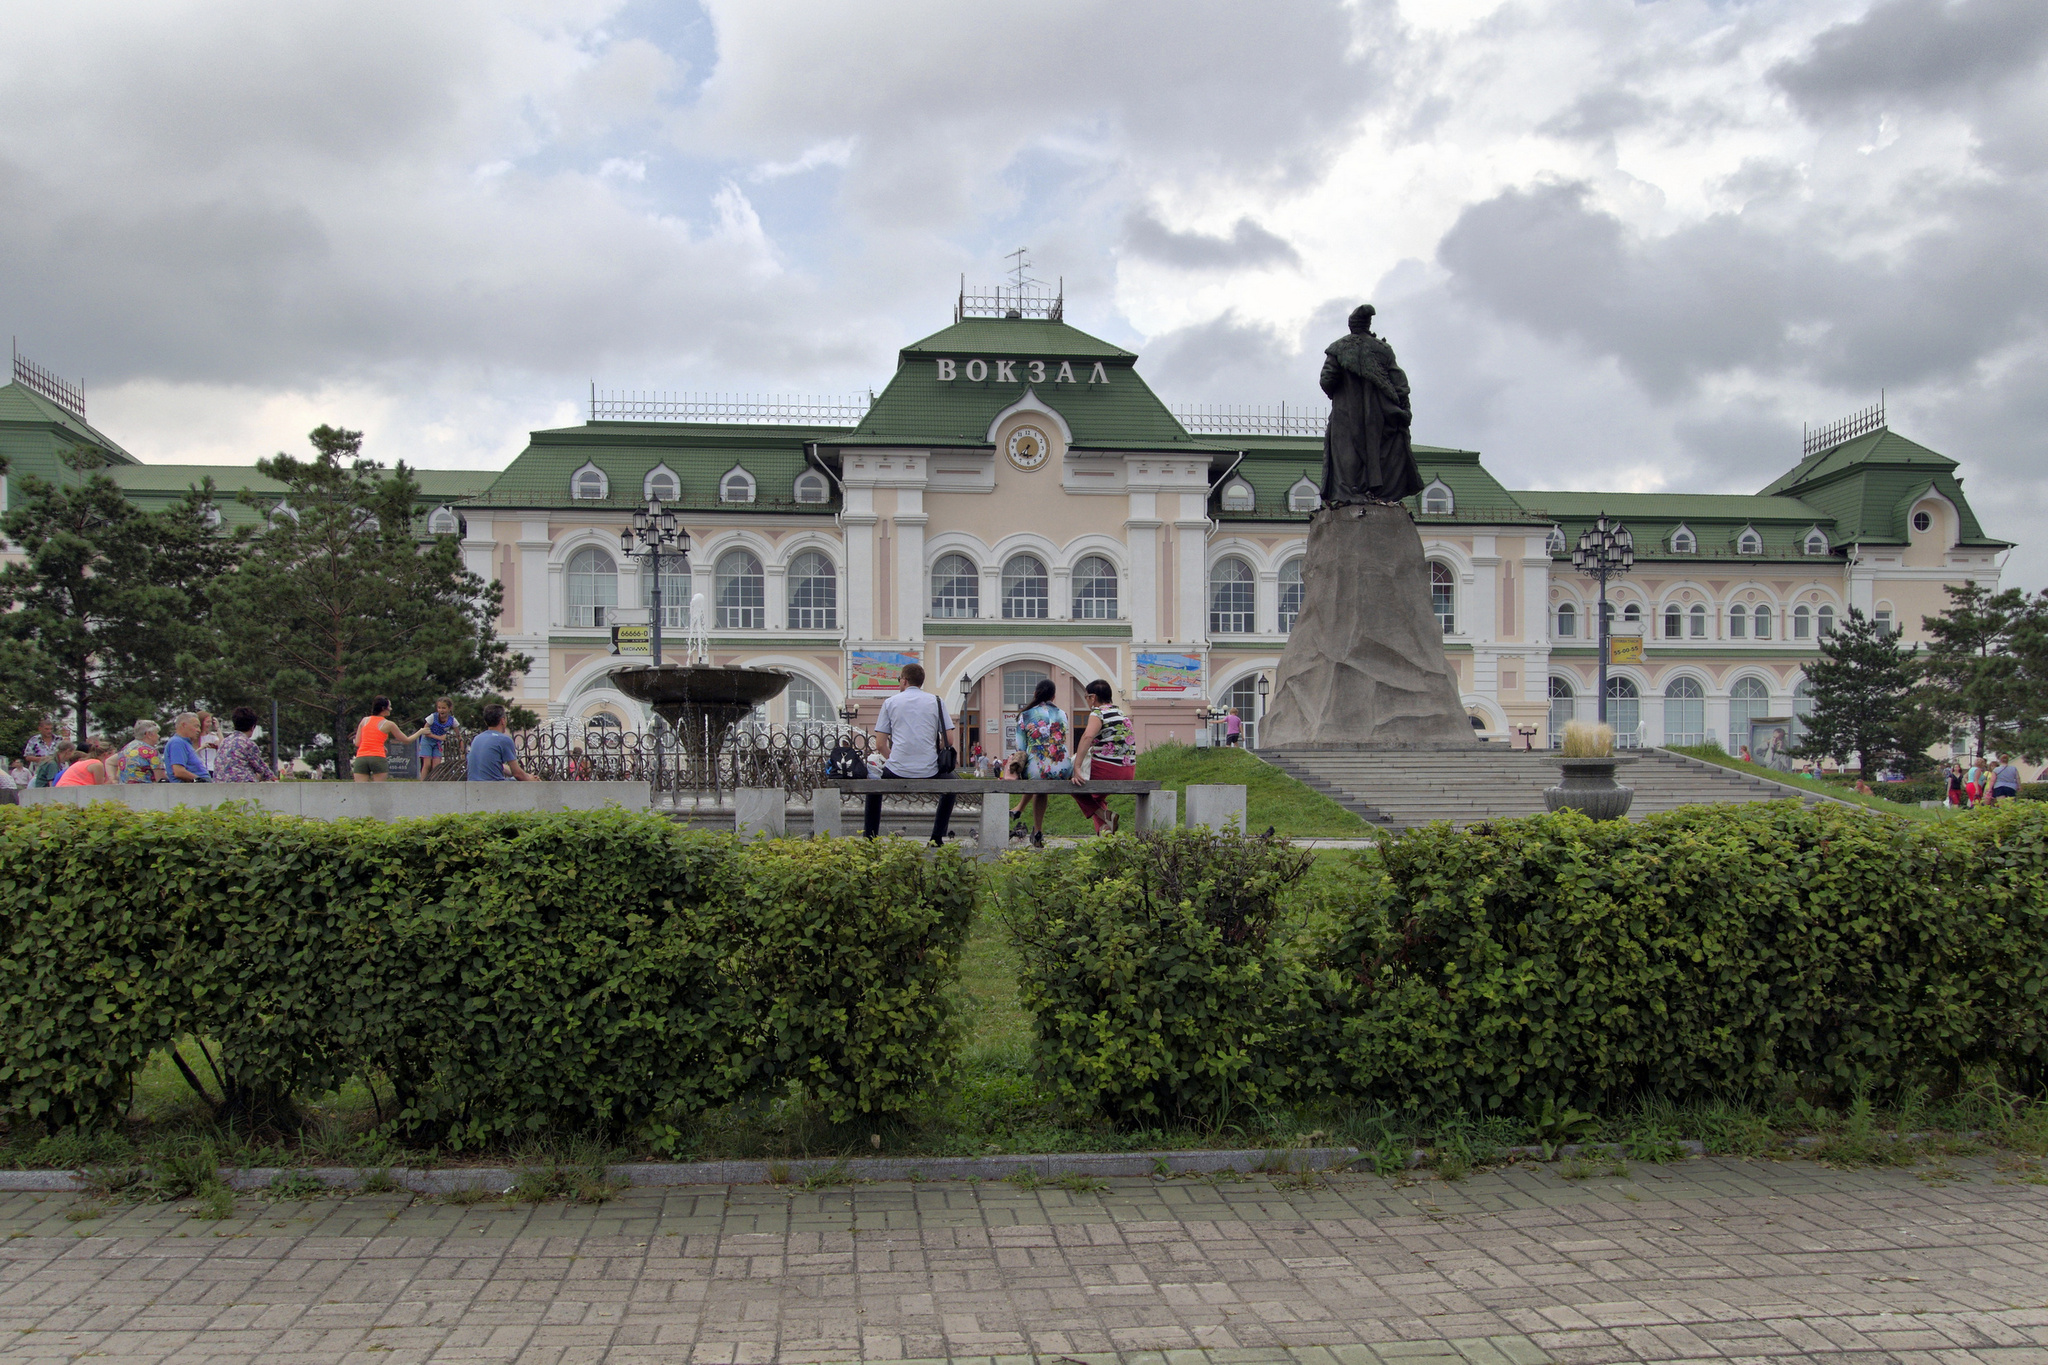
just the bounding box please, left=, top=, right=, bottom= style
left=851, top=650, right=920, bottom=691
left=1136, top=652, right=1203, bottom=694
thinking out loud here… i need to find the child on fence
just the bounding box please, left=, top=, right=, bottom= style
left=1070, top=679, right=1135, bottom=836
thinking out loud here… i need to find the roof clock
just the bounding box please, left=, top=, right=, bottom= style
left=1007, top=425, right=1050, bottom=472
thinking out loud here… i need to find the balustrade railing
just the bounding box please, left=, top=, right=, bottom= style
left=424, top=723, right=877, bottom=800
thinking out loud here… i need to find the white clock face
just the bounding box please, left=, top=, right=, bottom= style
left=1007, top=425, right=1050, bottom=471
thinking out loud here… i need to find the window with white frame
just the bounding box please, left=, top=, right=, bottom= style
left=427, top=506, right=459, bottom=535
left=644, top=466, right=679, bottom=502
left=787, top=676, right=830, bottom=727
left=1209, top=557, right=1255, bottom=634
left=1671, top=526, right=1696, bottom=553
left=1072, top=555, right=1118, bottom=620
left=1730, top=677, right=1771, bottom=748
left=571, top=464, right=607, bottom=500
left=1803, top=528, right=1828, bottom=555
left=1001, top=555, right=1049, bottom=619
left=788, top=550, right=836, bottom=630
left=640, top=558, right=689, bottom=629
left=1818, top=604, right=1836, bottom=637
left=1793, top=604, right=1811, bottom=639
left=1690, top=603, right=1708, bottom=638
left=1546, top=525, right=1567, bottom=554
left=270, top=501, right=298, bottom=524
left=567, top=546, right=618, bottom=628
left=714, top=549, right=765, bottom=628
left=1429, top=561, right=1455, bottom=633
left=1874, top=607, right=1894, bottom=635
left=1420, top=481, right=1454, bottom=514
left=1556, top=601, right=1577, bottom=637
left=1754, top=604, right=1773, bottom=639
left=1003, top=667, right=1049, bottom=711
left=1730, top=604, right=1748, bottom=639
left=931, top=554, right=979, bottom=618
left=719, top=467, right=756, bottom=504
left=1664, top=676, right=1705, bottom=746
left=793, top=469, right=829, bottom=505
left=201, top=504, right=223, bottom=530
left=1287, top=478, right=1319, bottom=512
left=1547, top=677, right=1575, bottom=746
left=1664, top=604, right=1681, bottom=638
left=1737, top=527, right=1763, bottom=554
left=1607, top=677, right=1640, bottom=748
left=1793, top=678, right=1816, bottom=742
left=1623, top=602, right=1641, bottom=625
left=1220, top=479, right=1255, bottom=512
left=1278, top=558, right=1304, bottom=634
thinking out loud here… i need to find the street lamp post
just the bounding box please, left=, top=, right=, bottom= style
left=1571, top=514, right=1635, bottom=725
left=1255, top=673, right=1270, bottom=749
left=621, top=501, right=691, bottom=792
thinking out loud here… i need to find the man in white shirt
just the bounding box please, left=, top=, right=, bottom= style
left=863, top=662, right=958, bottom=845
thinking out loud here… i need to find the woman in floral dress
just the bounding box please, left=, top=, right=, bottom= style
left=1014, top=678, right=1071, bottom=848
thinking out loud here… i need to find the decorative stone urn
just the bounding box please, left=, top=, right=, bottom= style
left=1544, top=756, right=1638, bottom=820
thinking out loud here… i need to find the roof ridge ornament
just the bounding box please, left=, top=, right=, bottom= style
left=955, top=250, right=1064, bottom=323
left=1803, top=393, right=1884, bottom=457
left=588, top=385, right=871, bottom=426
left=11, top=339, right=85, bottom=419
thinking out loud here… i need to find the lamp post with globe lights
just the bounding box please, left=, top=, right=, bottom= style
left=618, top=500, right=691, bottom=668
left=1572, top=514, right=1635, bottom=726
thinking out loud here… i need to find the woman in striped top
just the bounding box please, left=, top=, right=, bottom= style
left=1069, top=678, right=1136, bottom=836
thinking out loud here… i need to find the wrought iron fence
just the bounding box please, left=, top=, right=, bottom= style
left=425, top=723, right=878, bottom=800
left=1172, top=402, right=1329, bottom=436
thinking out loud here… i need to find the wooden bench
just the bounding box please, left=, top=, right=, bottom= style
left=812, top=777, right=1173, bottom=855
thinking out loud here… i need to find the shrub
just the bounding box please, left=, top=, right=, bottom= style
left=0, top=805, right=975, bottom=1138
left=996, top=828, right=1319, bottom=1125
left=1327, top=802, right=2048, bottom=1114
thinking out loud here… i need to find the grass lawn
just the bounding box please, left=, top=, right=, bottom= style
left=975, top=741, right=1368, bottom=840
left=1665, top=744, right=1953, bottom=821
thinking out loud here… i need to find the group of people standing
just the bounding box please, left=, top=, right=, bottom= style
left=1947, top=754, right=2025, bottom=808
left=11, top=710, right=279, bottom=788
left=865, top=664, right=1136, bottom=849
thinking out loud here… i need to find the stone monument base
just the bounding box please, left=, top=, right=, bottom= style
left=1257, top=503, right=1476, bottom=750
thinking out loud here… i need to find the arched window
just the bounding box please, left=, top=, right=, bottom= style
left=1730, top=604, right=1748, bottom=639
left=1287, top=479, right=1319, bottom=512
left=1793, top=604, right=1811, bottom=639
left=1731, top=677, right=1771, bottom=752
left=788, top=550, right=836, bottom=630
left=1664, top=604, right=1682, bottom=638
left=1556, top=602, right=1577, bottom=638
left=715, top=549, right=765, bottom=628
left=641, top=556, right=688, bottom=629
left=1220, top=479, right=1255, bottom=512
left=1804, top=529, right=1828, bottom=556
left=567, top=546, right=618, bottom=628
left=1209, top=557, right=1255, bottom=634
left=1875, top=607, right=1895, bottom=635
left=1547, top=525, right=1567, bottom=554
left=1278, top=558, right=1305, bottom=635
left=1622, top=601, right=1641, bottom=624
left=1737, top=527, right=1763, bottom=554
left=1421, top=481, right=1454, bottom=514
left=1671, top=526, right=1696, bottom=554
left=787, top=676, right=830, bottom=728
left=1547, top=677, right=1575, bottom=748
left=1429, top=562, right=1455, bottom=634
left=428, top=506, right=460, bottom=535
left=793, top=470, right=830, bottom=505
left=1072, top=555, right=1118, bottom=620
left=1913, top=509, right=1933, bottom=533
left=1818, top=604, right=1836, bottom=637
left=1792, top=677, right=1816, bottom=743
left=1664, top=676, right=1705, bottom=746
left=719, top=467, right=756, bottom=504
left=1225, top=675, right=1262, bottom=748
left=1607, top=677, right=1640, bottom=747
left=571, top=463, right=607, bottom=500
left=270, top=500, right=299, bottom=524
left=1003, top=667, right=1049, bottom=711
left=644, top=466, right=679, bottom=502
left=931, top=554, right=979, bottom=618
left=1754, top=604, right=1772, bottom=640
left=1689, top=603, right=1708, bottom=638
left=201, top=504, right=224, bottom=530
left=1001, top=555, right=1049, bottom=619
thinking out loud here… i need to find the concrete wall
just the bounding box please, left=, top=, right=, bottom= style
left=20, top=782, right=650, bottom=820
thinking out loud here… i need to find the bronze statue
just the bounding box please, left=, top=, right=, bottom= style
left=1318, top=304, right=1424, bottom=506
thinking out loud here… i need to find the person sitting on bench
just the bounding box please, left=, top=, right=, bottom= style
left=863, top=662, right=958, bottom=846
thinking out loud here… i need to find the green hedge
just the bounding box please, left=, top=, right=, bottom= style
left=0, top=806, right=974, bottom=1139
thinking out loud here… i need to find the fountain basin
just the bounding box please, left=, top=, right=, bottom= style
left=609, top=662, right=793, bottom=732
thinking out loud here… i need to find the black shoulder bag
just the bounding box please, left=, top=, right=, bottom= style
left=935, top=699, right=958, bottom=777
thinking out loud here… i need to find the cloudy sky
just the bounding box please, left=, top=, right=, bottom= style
left=4, top=0, right=2044, bottom=586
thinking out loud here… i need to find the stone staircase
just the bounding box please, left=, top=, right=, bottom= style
left=1260, top=745, right=1847, bottom=831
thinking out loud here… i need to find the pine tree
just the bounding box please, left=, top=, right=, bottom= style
left=2002, top=591, right=2048, bottom=762
left=1795, top=607, right=1936, bottom=778
left=1919, top=580, right=2026, bottom=755
left=203, top=426, right=529, bottom=768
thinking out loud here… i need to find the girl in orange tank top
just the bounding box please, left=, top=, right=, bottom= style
left=351, top=696, right=426, bottom=782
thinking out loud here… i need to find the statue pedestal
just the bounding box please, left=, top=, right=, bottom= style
left=1257, top=503, right=1476, bottom=750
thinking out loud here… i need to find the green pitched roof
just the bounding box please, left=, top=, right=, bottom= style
left=898, top=318, right=1136, bottom=360
left=1758, top=427, right=2005, bottom=547
left=1214, top=442, right=1541, bottom=523
left=1509, top=488, right=1835, bottom=561
left=473, top=423, right=838, bottom=512
left=0, top=381, right=136, bottom=463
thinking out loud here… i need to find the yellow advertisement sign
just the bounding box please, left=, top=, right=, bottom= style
left=1608, top=636, right=1643, bottom=665
left=610, top=625, right=651, bottom=657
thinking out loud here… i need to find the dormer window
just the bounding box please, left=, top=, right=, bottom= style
left=1420, top=480, right=1454, bottom=514
left=201, top=505, right=223, bottom=530
left=1803, top=528, right=1829, bottom=556
left=1737, top=527, right=1763, bottom=555
left=571, top=463, right=608, bottom=500
left=1670, top=525, right=1696, bottom=554
left=427, top=506, right=460, bottom=536
left=1287, top=478, right=1319, bottom=513
left=270, top=501, right=298, bottom=524
left=644, top=465, right=679, bottom=503
left=793, top=469, right=830, bottom=505
left=1546, top=525, right=1567, bottom=554
left=1220, top=478, right=1255, bottom=512
left=720, top=466, right=756, bottom=504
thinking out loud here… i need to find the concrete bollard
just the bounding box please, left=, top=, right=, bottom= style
left=1135, top=788, right=1178, bottom=832
left=812, top=786, right=843, bottom=838
left=1184, top=784, right=1246, bottom=833
left=978, top=791, right=1011, bottom=861
left=733, top=788, right=785, bottom=841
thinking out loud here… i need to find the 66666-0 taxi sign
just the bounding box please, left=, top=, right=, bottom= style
left=611, top=625, right=651, bottom=657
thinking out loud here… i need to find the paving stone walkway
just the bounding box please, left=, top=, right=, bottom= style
left=2, top=1155, right=2047, bottom=1364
